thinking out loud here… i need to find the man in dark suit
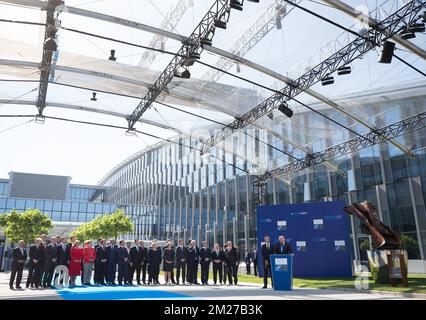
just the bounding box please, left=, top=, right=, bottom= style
left=185, top=239, right=192, bottom=283
left=211, top=243, right=224, bottom=285
left=175, top=239, right=187, bottom=285
left=26, top=238, right=44, bottom=288
left=252, top=245, right=258, bottom=276
left=55, top=236, right=70, bottom=285
left=129, top=239, right=143, bottom=285
left=43, top=237, right=58, bottom=288
left=9, top=240, right=27, bottom=290
left=139, top=240, right=148, bottom=284
left=117, top=240, right=130, bottom=285
left=274, top=235, right=293, bottom=254
left=187, top=240, right=199, bottom=285
left=106, top=239, right=118, bottom=285
left=199, top=241, right=211, bottom=285
left=244, top=249, right=252, bottom=275
left=224, top=241, right=239, bottom=285
left=261, top=235, right=273, bottom=289
left=95, top=238, right=108, bottom=285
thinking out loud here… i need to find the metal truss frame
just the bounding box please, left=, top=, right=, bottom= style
left=321, top=0, right=426, bottom=60
left=199, top=0, right=295, bottom=87
left=201, top=0, right=426, bottom=154
left=127, top=0, right=230, bottom=129
left=36, top=0, right=59, bottom=116
left=260, top=111, right=426, bottom=181
left=138, top=0, right=191, bottom=68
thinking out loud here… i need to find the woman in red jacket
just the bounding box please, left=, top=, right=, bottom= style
left=69, top=240, right=83, bottom=287
left=82, top=240, right=96, bottom=285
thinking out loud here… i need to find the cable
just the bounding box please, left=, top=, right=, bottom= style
left=0, top=114, right=35, bottom=118
left=0, top=87, right=38, bottom=109
left=0, top=118, right=34, bottom=135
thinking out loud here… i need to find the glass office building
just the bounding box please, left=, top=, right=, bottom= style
left=100, top=82, right=426, bottom=265
left=0, top=178, right=147, bottom=237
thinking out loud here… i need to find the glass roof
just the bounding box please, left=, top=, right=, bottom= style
left=0, top=0, right=425, bottom=180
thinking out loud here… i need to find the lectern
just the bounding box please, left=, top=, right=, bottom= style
left=270, top=254, right=293, bottom=291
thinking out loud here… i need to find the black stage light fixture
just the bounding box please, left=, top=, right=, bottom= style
left=409, top=22, right=425, bottom=33
left=267, top=112, right=274, bottom=120
left=400, top=28, right=416, bottom=40
left=46, top=24, right=58, bottom=37
left=230, top=0, right=243, bottom=11
left=109, top=49, right=117, bottom=61
left=278, top=102, right=293, bottom=118
left=337, top=66, right=351, bottom=75
left=175, top=67, right=191, bottom=79
left=236, top=63, right=241, bottom=73
left=44, top=37, right=57, bottom=51
left=378, top=40, right=395, bottom=64
left=321, top=76, right=334, bottom=86
left=423, top=11, right=426, bottom=23
left=214, top=19, right=227, bottom=29
left=201, top=29, right=215, bottom=47
left=184, top=51, right=201, bottom=66
left=91, top=92, right=97, bottom=101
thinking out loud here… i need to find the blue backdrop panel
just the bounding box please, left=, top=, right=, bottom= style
left=257, top=201, right=352, bottom=278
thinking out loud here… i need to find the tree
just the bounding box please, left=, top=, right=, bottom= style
left=72, top=208, right=134, bottom=241
left=0, top=209, right=53, bottom=244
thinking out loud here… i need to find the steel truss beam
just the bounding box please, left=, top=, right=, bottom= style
left=199, top=0, right=294, bottom=88
left=202, top=0, right=426, bottom=155
left=138, top=0, right=191, bottom=68
left=260, top=111, right=426, bottom=181
left=127, top=0, right=230, bottom=129
left=36, top=0, right=60, bottom=116
left=321, top=0, right=426, bottom=61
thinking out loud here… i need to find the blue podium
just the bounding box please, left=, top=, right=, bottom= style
left=270, top=254, right=293, bottom=291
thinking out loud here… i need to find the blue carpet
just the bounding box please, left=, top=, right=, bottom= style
left=55, top=278, right=191, bottom=300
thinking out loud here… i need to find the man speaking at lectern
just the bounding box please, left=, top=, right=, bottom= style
left=274, top=235, right=293, bottom=255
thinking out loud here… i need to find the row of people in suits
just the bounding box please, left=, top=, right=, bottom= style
left=9, top=235, right=73, bottom=290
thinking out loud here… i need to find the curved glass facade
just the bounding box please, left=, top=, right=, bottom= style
left=101, top=82, right=426, bottom=261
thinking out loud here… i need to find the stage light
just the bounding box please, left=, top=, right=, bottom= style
left=321, top=76, right=334, bottom=86
left=46, top=24, right=58, bottom=37
left=214, top=9, right=230, bottom=30
left=201, top=28, right=215, bottom=47
left=125, top=128, right=136, bottom=136
left=91, top=92, right=97, bottom=101
left=277, top=102, right=293, bottom=118
left=184, top=51, right=201, bottom=66
left=175, top=67, right=191, bottom=79
left=378, top=40, right=395, bottom=64
left=422, top=11, right=426, bottom=23
left=109, top=49, right=116, bottom=61
left=267, top=112, right=274, bottom=120
left=236, top=63, right=241, bottom=73
left=214, top=19, right=227, bottom=29
left=35, top=115, right=45, bottom=124
left=44, top=37, right=57, bottom=51
left=337, top=66, right=351, bottom=75
left=409, top=22, right=425, bottom=33
left=400, top=28, right=415, bottom=39
left=230, top=0, right=243, bottom=11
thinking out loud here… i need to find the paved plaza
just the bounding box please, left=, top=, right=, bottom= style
left=0, top=272, right=422, bottom=300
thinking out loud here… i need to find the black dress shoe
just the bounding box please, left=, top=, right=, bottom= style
left=16, top=286, right=23, bottom=289
left=262, top=286, right=267, bottom=289
left=9, top=286, right=14, bottom=290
